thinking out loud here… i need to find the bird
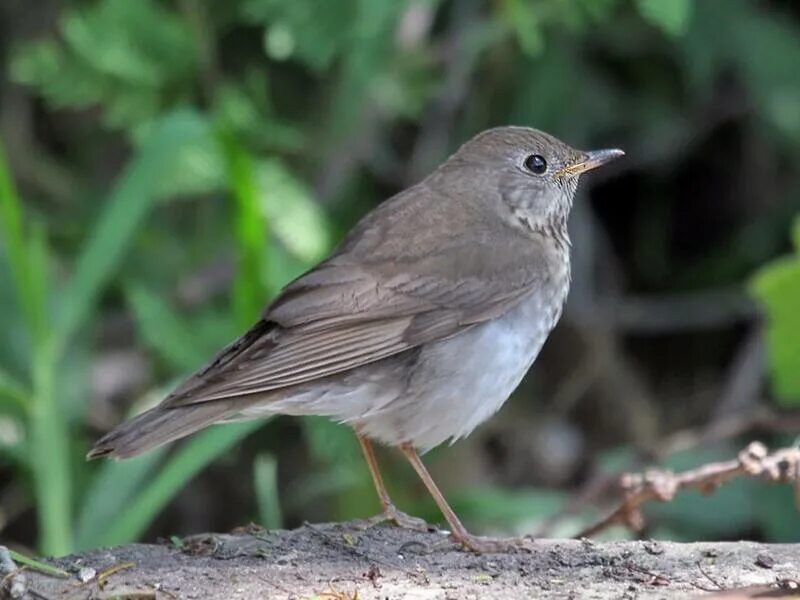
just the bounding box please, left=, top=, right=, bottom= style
left=88, top=126, right=624, bottom=553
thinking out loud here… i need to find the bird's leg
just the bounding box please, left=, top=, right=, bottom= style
left=398, top=442, right=529, bottom=553
left=355, top=433, right=430, bottom=531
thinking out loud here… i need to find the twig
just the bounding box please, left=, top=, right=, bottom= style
left=535, top=406, right=800, bottom=537
left=577, top=441, right=800, bottom=539
left=625, top=561, right=670, bottom=587
left=96, top=561, right=136, bottom=589
left=695, top=559, right=726, bottom=592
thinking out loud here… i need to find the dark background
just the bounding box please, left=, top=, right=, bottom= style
left=1, top=0, right=799, bottom=557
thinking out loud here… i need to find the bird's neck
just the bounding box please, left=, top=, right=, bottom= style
left=511, top=207, right=571, bottom=252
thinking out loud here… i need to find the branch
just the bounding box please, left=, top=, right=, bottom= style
left=577, top=441, right=800, bottom=539
left=8, top=525, right=800, bottom=599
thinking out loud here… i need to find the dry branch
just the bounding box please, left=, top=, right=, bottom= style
left=577, top=441, right=800, bottom=539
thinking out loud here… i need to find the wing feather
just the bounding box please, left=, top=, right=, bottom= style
left=164, top=317, right=413, bottom=404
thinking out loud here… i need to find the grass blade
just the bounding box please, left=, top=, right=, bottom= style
left=253, top=453, right=282, bottom=530
left=0, top=143, right=66, bottom=555
left=7, top=549, right=69, bottom=578
left=217, top=132, right=269, bottom=325
left=73, top=449, right=166, bottom=550
left=0, top=138, right=47, bottom=345
left=0, top=365, right=28, bottom=410
left=55, top=110, right=212, bottom=349
left=29, top=341, right=72, bottom=556
left=95, top=420, right=263, bottom=546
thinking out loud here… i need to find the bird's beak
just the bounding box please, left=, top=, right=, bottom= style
left=554, top=148, right=625, bottom=179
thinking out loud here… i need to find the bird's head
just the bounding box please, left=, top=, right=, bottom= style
left=434, top=126, right=624, bottom=236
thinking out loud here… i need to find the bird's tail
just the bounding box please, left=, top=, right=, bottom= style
left=86, top=400, right=243, bottom=460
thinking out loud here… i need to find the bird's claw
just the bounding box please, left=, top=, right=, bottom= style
left=363, top=505, right=433, bottom=533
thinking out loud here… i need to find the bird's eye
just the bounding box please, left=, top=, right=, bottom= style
left=523, top=154, right=548, bottom=174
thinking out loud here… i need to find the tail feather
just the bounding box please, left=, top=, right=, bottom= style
left=87, top=400, right=242, bottom=460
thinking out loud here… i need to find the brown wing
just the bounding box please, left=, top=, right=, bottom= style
left=162, top=183, right=553, bottom=406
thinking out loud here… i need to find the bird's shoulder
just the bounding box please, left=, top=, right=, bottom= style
left=267, top=181, right=557, bottom=328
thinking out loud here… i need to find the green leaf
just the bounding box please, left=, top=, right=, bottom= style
left=126, top=284, right=210, bottom=372
left=502, top=0, right=544, bottom=56
left=0, top=365, right=29, bottom=410
left=253, top=453, right=283, bottom=530
left=61, top=0, right=193, bottom=87
left=29, top=341, right=73, bottom=556
left=12, top=39, right=102, bottom=110
left=55, top=110, right=212, bottom=350
left=256, top=160, right=331, bottom=263
left=96, top=420, right=263, bottom=546
left=26, top=223, right=51, bottom=343
left=218, top=132, right=271, bottom=325
left=0, top=139, right=49, bottom=346
left=751, top=217, right=800, bottom=405
left=636, top=0, right=692, bottom=37
left=154, top=134, right=224, bottom=200
left=1, top=140, right=68, bottom=555
left=240, top=0, right=358, bottom=71
left=213, top=70, right=305, bottom=154
left=11, top=0, right=195, bottom=131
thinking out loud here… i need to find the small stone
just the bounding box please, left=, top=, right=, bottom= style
left=643, top=540, right=664, bottom=555
left=78, top=567, right=96, bottom=583
left=755, top=554, right=775, bottom=569
left=622, top=584, right=637, bottom=599
left=9, top=572, right=27, bottom=600
left=779, top=580, right=800, bottom=591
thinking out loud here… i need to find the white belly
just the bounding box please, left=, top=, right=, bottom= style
left=362, top=284, right=565, bottom=450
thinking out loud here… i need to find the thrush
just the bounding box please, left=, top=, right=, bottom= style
left=88, top=126, right=623, bottom=552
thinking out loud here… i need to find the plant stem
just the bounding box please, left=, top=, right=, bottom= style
left=30, top=341, right=72, bottom=556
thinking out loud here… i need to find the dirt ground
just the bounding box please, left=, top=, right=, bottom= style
left=8, top=521, right=800, bottom=599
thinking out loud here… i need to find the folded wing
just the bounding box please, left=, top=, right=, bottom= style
left=162, top=186, right=550, bottom=407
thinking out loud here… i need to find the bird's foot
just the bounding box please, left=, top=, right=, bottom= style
left=363, top=504, right=432, bottom=532
left=450, top=532, right=532, bottom=554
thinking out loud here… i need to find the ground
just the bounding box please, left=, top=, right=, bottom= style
left=6, top=521, right=799, bottom=599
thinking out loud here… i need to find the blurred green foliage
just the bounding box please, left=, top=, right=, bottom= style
left=751, top=217, right=800, bottom=405
left=1, top=0, right=800, bottom=556
left=635, top=0, right=692, bottom=36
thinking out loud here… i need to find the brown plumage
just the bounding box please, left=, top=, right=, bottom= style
left=88, top=127, right=623, bottom=552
